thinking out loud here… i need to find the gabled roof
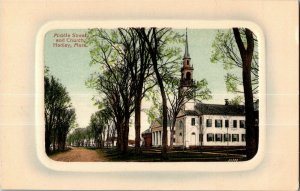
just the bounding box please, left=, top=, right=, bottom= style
left=195, top=103, right=245, bottom=116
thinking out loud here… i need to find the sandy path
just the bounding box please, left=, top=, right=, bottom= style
left=50, top=147, right=108, bottom=162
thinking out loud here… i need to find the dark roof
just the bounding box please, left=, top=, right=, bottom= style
left=195, top=103, right=245, bottom=116
left=151, top=118, right=174, bottom=127
left=142, top=128, right=151, bottom=134
left=184, top=110, right=199, bottom=116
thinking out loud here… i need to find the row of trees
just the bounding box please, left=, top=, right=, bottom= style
left=44, top=68, right=76, bottom=154
left=85, top=28, right=211, bottom=159
left=85, top=28, right=175, bottom=156
left=67, top=109, right=116, bottom=148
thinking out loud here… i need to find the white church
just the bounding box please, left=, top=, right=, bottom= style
left=145, top=31, right=246, bottom=149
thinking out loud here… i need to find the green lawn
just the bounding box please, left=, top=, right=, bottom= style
left=96, top=147, right=247, bottom=162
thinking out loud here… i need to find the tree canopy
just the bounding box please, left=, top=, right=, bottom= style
left=211, top=29, right=259, bottom=100
left=45, top=67, right=76, bottom=154
left=85, top=28, right=184, bottom=157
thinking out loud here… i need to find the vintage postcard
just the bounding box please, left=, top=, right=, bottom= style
left=43, top=27, right=260, bottom=163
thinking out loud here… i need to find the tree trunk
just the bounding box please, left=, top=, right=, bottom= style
left=150, top=29, right=168, bottom=160
left=152, top=52, right=168, bottom=160
left=134, top=98, right=142, bottom=153
left=233, top=28, right=257, bottom=159
left=106, top=124, right=110, bottom=148
left=115, top=121, right=122, bottom=150
left=45, top=129, right=51, bottom=155
left=111, top=129, right=116, bottom=147
left=243, top=54, right=257, bottom=159
left=62, top=138, right=66, bottom=150
left=169, top=120, right=176, bottom=149
left=138, top=28, right=169, bottom=160
left=52, top=130, right=56, bottom=151
left=120, top=118, right=130, bottom=155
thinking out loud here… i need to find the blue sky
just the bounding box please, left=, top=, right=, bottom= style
left=45, top=28, right=242, bottom=128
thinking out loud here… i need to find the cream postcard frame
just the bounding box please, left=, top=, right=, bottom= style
left=0, top=0, right=298, bottom=190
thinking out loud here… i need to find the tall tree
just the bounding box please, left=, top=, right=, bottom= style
left=56, top=108, right=76, bottom=150
left=89, top=109, right=112, bottom=148
left=89, top=113, right=102, bottom=148
left=44, top=68, right=76, bottom=154
left=87, top=70, right=132, bottom=153
left=136, top=28, right=182, bottom=159
left=232, top=28, right=257, bottom=159
left=211, top=28, right=258, bottom=159
left=117, top=28, right=155, bottom=153
left=86, top=29, right=137, bottom=154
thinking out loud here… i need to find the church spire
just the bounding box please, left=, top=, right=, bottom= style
left=184, top=28, right=190, bottom=59
left=180, top=28, right=193, bottom=89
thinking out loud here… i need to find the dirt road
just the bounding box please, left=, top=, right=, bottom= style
left=50, top=147, right=108, bottom=162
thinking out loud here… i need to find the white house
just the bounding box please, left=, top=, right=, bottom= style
left=174, top=101, right=246, bottom=148
left=149, top=101, right=246, bottom=148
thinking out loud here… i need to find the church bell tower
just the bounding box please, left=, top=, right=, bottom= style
left=179, top=29, right=196, bottom=111
left=180, top=29, right=194, bottom=90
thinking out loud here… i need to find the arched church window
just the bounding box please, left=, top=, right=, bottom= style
left=187, top=60, right=190, bottom=65
left=186, top=72, right=191, bottom=80
left=191, top=132, right=195, bottom=135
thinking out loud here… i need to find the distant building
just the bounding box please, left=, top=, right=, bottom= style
left=141, top=129, right=152, bottom=148
left=150, top=119, right=172, bottom=147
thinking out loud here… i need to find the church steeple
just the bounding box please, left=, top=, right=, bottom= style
left=184, top=28, right=190, bottom=59
left=180, top=28, right=194, bottom=89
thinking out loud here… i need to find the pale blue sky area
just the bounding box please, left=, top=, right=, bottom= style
left=45, top=28, right=242, bottom=128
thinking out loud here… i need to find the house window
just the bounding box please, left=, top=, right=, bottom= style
left=173, top=138, right=176, bottom=143
left=240, top=120, right=245, bottom=128
left=232, top=134, right=239, bottom=142
left=215, top=134, right=222, bottom=142
left=199, top=134, right=203, bottom=142
left=179, top=121, right=183, bottom=129
left=191, top=118, right=195, bottom=126
left=224, top=134, right=231, bottom=142
left=179, top=132, right=182, bottom=136
left=191, top=132, right=195, bottom=135
left=242, top=134, right=246, bottom=142
left=207, top=133, right=214, bottom=142
left=225, top=120, right=229, bottom=128
left=215, top=119, right=222, bottom=128
left=206, top=119, right=212, bottom=127
left=233, top=120, right=237, bottom=128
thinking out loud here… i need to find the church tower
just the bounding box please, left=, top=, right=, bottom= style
left=180, top=29, right=194, bottom=90
left=180, top=29, right=195, bottom=110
